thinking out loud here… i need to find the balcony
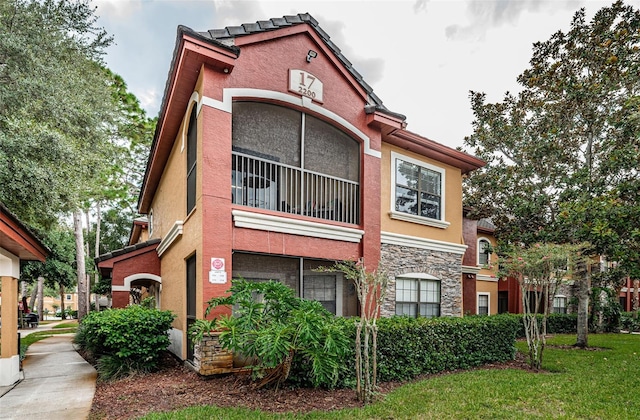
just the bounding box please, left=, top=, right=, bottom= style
left=232, top=152, right=359, bottom=225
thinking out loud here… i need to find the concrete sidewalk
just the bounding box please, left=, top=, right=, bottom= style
left=0, top=334, right=96, bottom=419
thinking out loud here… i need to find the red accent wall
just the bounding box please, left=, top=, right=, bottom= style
left=200, top=103, right=234, bottom=319
left=197, top=30, right=382, bottom=312
left=498, top=276, right=522, bottom=313
left=463, top=274, right=476, bottom=315
left=108, top=248, right=161, bottom=308
left=462, top=218, right=478, bottom=267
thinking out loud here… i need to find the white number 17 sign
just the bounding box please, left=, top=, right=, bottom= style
left=289, top=69, right=323, bottom=103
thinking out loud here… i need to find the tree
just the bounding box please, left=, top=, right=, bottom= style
left=499, top=243, right=582, bottom=369
left=464, top=1, right=640, bottom=347
left=320, top=259, right=388, bottom=404
left=0, top=0, right=116, bottom=230
left=21, top=228, right=78, bottom=319
left=1, top=2, right=155, bottom=319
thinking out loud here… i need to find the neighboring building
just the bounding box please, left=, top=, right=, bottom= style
left=619, top=277, right=639, bottom=312
left=461, top=215, right=498, bottom=315
left=0, top=202, right=48, bottom=386
left=97, top=14, right=485, bottom=362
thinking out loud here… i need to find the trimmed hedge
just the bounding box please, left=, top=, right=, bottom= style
left=301, top=314, right=519, bottom=387
left=375, top=315, right=519, bottom=382
left=504, top=313, right=578, bottom=338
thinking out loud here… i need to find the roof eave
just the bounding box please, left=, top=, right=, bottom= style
left=138, top=27, right=239, bottom=214
left=385, top=129, right=485, bottom=174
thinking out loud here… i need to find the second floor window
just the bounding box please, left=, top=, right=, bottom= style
left=478, top=238, right=491, bottom=266
left=393, top=155, right=444, bottom=221
left=186, top=106, right=197, bottom=214
left=231, top=102, right=360, bottom=224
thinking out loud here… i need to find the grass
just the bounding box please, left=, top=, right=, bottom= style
left=141, top=333, right=640, bottom=420
left=53, top=320, right=79, bottom=329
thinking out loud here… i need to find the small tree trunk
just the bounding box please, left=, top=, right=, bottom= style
left=28, top=281, right=37, bottom=311
left=60, top=286, right=65, bottom=319
left=74, top=209, right=88, bottom=321
left=633, top=279, right=639, bottom=319
left=94, top=201, right=101, bottom=311
left=575, top=267, right=590, bottom=348
left=59, top=286, right=66, bottom=320
left=37, top=276, right=44, bottom=320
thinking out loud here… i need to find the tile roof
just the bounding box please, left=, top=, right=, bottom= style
left=178, top=13, right=405, bottom=120
left=95, top=238, right=161, bottom=264
left=478, top=218, right=496, bottom=232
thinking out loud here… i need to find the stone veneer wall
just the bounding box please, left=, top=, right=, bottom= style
left=554, top=281, right=578, bottom=314
left=380, top=243, right=463, bottom=318
left=191, top=333, right=233, bottom=376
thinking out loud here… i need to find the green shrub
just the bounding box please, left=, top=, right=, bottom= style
left=74, top=305, right=176, bottom=380
left=620, top=312, right=640, bottom=332
left=372, top=315, right=519, bottom=382
left=507, top=313, right=578, bottom=338
left=326, top=314, right=519, bottom=386
left=202, top=279, right=351, bottom=389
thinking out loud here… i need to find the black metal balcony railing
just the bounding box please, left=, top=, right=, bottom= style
left=232, top=152, right=359, bottom=224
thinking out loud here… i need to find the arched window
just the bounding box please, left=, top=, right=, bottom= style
left=231, top=102, right=360, bottom=224
left=478, top=238, right=491, bottom=266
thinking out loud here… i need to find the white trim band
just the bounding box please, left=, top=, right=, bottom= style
left=461, top=265, right=481, bottom=274
left=389, top=211, right=451, bottom=229
left=232, top=209, right=364, bottom=243
left=113, top=273, right=162, bottom=292
left=381, top=231, right=467, bottom=255
left=157, top=221, right=184, bottom=256
left=477, top=274, right=499, bottom=282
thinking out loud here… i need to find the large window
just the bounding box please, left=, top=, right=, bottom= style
left=231, top=253, right=358, bottom=317
left=186, top=106, right=197, bottom=214
left=390, top=152, right=447, bottom=228
left=553, top=296, right=567, bottom=314
left=395, top=276, right=441, bottom=318
left=478, top=238, right=491, bottom=266
left=231, top=102, right=360, bottom=224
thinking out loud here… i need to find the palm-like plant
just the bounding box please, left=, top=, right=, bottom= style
left=202, top=279, right=350, bottom=388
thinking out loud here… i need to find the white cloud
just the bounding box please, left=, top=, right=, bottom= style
left=93, top=0, right=143, bottom=19
left=92, top=0, right=640, bottom=150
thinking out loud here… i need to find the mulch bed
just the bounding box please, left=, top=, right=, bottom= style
left=88, top=351, right=535, bottom=420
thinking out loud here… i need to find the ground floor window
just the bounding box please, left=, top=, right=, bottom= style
left=477, top=293, right=489, bottom=315
left=553, top=296, right=567, bottom=314
left=231, top=252, right=358, bottom=316
left=395, top=275, right=441, bottom=318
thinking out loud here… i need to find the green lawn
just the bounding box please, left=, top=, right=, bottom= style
left=142, top=333, right=640, bottom=420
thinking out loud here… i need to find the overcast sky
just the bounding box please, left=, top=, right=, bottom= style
left=91, top=0, right=639, bottom=151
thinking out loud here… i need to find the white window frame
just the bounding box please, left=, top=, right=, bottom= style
left=148, top=209, right=154, bottom=237
left=395, top=273, right=441, bottom=318
left=233, top=268, right=345, bottom=316
left=477, top=237, right=491, bottom=267
left=477, top=292, right=490, bottom=315
left=553, top=295, right=567, bottom=314
left=389, top=151, right=449, bottom=229
left=303, top=270, right=344, bottom=316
